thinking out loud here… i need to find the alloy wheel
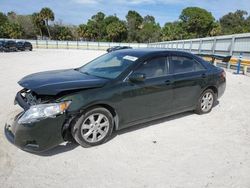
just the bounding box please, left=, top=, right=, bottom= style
left=80, top=113, right=110, bottom=143
left=201, top=91, right=214, bottom=112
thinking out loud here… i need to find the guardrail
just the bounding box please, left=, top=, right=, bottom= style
left=1, top=34, right=250, bottom=74
left=148, top=33, right=250, bottom=59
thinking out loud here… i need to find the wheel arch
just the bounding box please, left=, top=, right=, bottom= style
left=62, top=103, right=119, bottom=141
left=203, top=85, right=218, bottom=98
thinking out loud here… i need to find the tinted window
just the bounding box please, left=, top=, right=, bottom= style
left=134, top=57, right=167, bottom=79
left=169, top=56, right=205, bottom=74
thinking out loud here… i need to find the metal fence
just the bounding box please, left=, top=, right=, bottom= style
left=149, top=33, right=250, bottom=58
left=0, top=39, right=148, bottom=51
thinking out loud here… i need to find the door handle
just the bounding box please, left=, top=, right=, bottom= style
left=201, top=73, right=207, bottom=78
left=165, top=80, right=173, bottom=85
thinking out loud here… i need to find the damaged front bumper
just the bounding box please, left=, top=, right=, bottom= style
left=4, top=91, right=67, bottom=153
left=5, top=112, right=66, bottom=153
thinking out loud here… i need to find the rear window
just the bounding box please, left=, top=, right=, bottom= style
left=169, top=56, right=205, bottom=74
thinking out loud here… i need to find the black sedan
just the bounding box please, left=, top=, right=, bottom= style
left=0, top=40, right=4, bottom=52
left=5, top=49, right=226, bottom=152
left=0, top=40, right=17, bottom=52
left=16, top=41, right=33, bottom=51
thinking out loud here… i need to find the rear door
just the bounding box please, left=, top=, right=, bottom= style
left=118, top=55, right=174, bottom=127
left=169, top=53, right=207, bottom=111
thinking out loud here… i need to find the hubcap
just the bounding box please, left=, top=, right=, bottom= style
left=201, top=92, right=214, bottom=112
left=81, top=113, right=109, bottom=143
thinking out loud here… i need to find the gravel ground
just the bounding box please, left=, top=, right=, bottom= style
left=0, top=49, right=250, bottom=188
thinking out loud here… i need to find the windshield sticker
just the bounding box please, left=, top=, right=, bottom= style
left=123, top=55, right=138, bottom=62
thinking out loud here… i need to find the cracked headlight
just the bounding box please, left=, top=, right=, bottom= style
left=18, top=101, right=71, bottom=124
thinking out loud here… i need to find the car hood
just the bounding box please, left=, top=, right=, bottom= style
left=18, top=69, right=109, bottom=95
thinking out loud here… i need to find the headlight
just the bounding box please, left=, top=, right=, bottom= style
left=18, top=101, right=71, bottom=124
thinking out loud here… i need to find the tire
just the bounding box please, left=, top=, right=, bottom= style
left=71, top=107, right=114, bottom=147
left=195, top=89, right=215, bottom=114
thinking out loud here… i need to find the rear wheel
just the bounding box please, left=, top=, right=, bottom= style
left=71, top=107, right=114, bottom=147
left=195, top=89, right=215, bottom=114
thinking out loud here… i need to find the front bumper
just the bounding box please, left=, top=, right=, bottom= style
left=4, top=111, right=66, bottom=153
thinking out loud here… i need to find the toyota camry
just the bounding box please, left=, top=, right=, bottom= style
left=5, top=49, right=226, bottom=152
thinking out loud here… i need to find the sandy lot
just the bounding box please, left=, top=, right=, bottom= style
left=0, top=49, right=250, bottom=188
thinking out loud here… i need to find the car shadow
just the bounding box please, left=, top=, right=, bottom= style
left=110, top=111, right=193, bottom=140
left=111, top=100, right=219, bottom=139
left=34, top=142, right=79, bottom=157
left=35, top=100, right=220, bottom=157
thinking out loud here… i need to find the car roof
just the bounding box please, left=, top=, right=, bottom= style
left=112, top=48, right=194, bottom=58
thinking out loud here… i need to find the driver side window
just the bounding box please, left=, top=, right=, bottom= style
left=133, top=57, right=167, bottom=79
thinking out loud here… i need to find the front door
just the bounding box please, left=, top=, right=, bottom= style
left=118, top=56, right=174, bottom=128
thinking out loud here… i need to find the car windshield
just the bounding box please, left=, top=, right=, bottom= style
left=78, top=52, right=138, bottom=79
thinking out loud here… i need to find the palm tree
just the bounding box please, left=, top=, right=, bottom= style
left=32, top=13, right=44, bottom=37
left=40, top=7, right=54, bottom=39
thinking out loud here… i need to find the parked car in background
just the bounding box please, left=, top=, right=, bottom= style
left=107, top=46, right=132, bottom=52
left=16, top=41, right=33, bottom=51
left=5, top=49, right=226, bottom=153
left=0, top=40, right=4, bottom=52
left=0, top=40, right=17, bottom=52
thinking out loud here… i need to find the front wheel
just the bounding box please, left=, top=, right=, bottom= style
left=195, top=89, right=215, bottom=114
left=71, top=107, right=114, bottom=147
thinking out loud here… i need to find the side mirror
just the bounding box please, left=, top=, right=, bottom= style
left=129, top=72, right=146, bottom=82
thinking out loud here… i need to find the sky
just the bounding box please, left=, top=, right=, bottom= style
left=0, top=0, right=250, bottom=26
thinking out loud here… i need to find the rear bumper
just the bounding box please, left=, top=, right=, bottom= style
left=4, top=112, right=66, bottom=153
left=217, top=77, right=226, bottom=99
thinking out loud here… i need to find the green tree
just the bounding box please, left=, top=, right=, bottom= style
left=77, top=24, right=90, bottom=40
left=106, top=21, right=127, bottom=42
left=86, top=12, right=106, bottom=41
left=210, top=22, right=222, bottom=36
left=0, top=12, right=8, bottom=38
left=162, top=21, right=187, bottom=41
left=219, top=10, right=250, bottom=34
left=104, top=15, right=120, bottom=26
left=139, top=15, right=161, bottom=42
left=32, top=13, right=45, bottom=37
left=0, top=12, right=8, bottom=25
left=52, top=25, right=73, bottom=40
left=40, top=7, right=55, bottom=38
left=180, top=7, right=215, bottom=38
left=2, top=22, right=23, bottom=38
left=126, top=10, right=143, bottom=42
left=7, top=12, right=36, bottom=39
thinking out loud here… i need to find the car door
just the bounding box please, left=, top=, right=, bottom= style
left=168, top=53, right=207, bottom=111
left=118, top=55, right=174, bottom=128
